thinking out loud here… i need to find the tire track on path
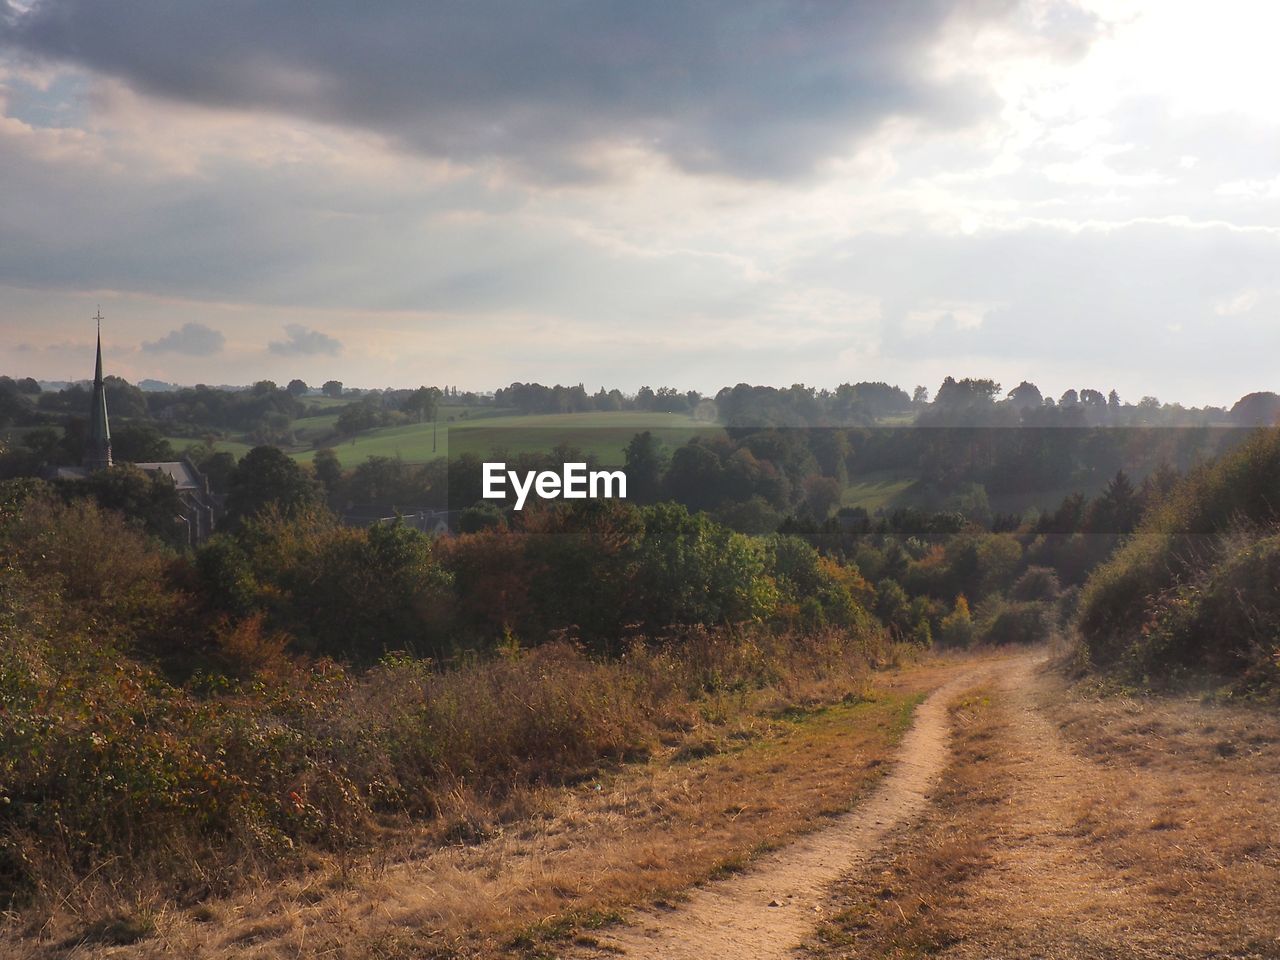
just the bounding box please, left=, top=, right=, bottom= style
left=577, top=658, right=1007, bottom=960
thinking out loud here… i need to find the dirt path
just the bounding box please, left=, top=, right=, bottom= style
left=944, top=655, right=1139, bottom=955
left=577, top=660, right=1004, bottom=960
left=802, top=654, right=1280, bottom=959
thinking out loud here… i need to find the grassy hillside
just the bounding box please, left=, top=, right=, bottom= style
left=841, top=470, right=918, bottom=512
left=1075, top=427, right=1280, bottom=684
left=294, top=411, right=721, bottom=467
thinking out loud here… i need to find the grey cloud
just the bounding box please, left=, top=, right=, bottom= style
left=141, top=322, right=225, bottom=355
left=0, top=0, right=1034, bottom=180
left=268, top=323, right=341, bottom=356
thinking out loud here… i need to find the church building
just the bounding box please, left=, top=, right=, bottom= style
left=53, top=314, right=222, bottom=546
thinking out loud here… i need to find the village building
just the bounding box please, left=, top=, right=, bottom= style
left=52, top=313, right=223, bottom=545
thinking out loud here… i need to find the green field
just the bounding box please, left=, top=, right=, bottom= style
left=292, top=411, right=721, bottom=467
left=841, top=470, right=918, bottom=512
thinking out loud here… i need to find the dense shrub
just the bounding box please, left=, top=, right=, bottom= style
left=1076, top=428, right=1280, bottom=679
left=978, top=599, right=1053, bottom=646
left=937, top=594, right=974, bottom=648
left=1122, top=530, right=1280, bottom=682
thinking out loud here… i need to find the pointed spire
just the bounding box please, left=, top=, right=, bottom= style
left=84, top=307, right=112, bottom=471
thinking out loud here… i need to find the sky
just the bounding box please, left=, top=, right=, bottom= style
left=0, top=0, right=1277, bottom=406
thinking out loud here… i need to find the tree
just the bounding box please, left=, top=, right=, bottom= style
left=286, top=379, right=309, bottom=397
left=321, top=380, right=344, bottom=399
left=198, top=453, right=239, bottom=496
left=1007, top=380, right=1043, bottom=409
left=61, top=464, right=188, bottom=548
left=225, top=446, right=322, bottom=526
left=624, top=431, right=665, bottom=505
left=402, top=386, right=440, bottom=423
left=1059, top=388, right=1079, bottom=407
left=934, top=377, right=1001, bottom=409
left=1230, top=391, right=1280, bottom=426
left=312, top=447, right=343, bottom=498
left=801, top=475, right=841, bottom=521
left=1086, top=470, right=1141, bottom=534
left=912, top=385, right=929, bottom=405
left=663, top=443, right=725, bottom=512
left=110, top=422, right=175, bottom=463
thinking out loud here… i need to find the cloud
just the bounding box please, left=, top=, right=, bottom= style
left=0, top=0, right=1026, bottom=180
left=268, top=323, right=341, bottom=356
left=141, top=321, right=225, bottom=355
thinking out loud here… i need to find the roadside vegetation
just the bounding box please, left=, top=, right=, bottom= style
left=0, top=475, right=901, bottom=945
left=1075, top=427, right=1280, bottom=689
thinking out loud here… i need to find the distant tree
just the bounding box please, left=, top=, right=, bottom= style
left=286, top=378, right=309, bottom=397
left=458, top=502, right=505, bottom=533
left=110, top=422, right=175, bottom=463
left=21, top=427, right=61, bottom=463
left=1108, top=389, right=1121, bottom=412
left=251, top=380, right=279, bottom=396
left=624, top=431, right=665, bottom=505
left=1007, top=380, right=1043, bottom=409
left=801, top=475, right=842, bottom=521
left=1230, top=391, right=1280, bottom=426
left=103, top=376, right=149, bottom=419
left=715, top=496, right=783, bottom=535
left=336, top=399, right=384, bottom=436
left=1086, top=470, right=1141, bottom=534
left=1059, top=388, right=1079, bottom=407
left=0, top=380, right=24, bottom=428
left=663, top=443, right=725, bottom=512
left=402, top=386, right=440, bottom=423
left=1079, top=388, right=1106, bottom=409
left=199, top=451, right=238, bottom=495
left=934, top=377, right=1001, bottom=409
left=312, top=447, right=343, bottom=498
left=321, top=380, right=344, bottom=398
left=225, top=446, right=322, bottom=526
left=16, top=377, right=40, bottom=395
left=912, top=385, right=929, bottom=405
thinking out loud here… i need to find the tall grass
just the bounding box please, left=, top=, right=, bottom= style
left=1, top=619, right=886, bottom=924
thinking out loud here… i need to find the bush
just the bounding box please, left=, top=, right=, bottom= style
left=1076, top=428, right=1280, bottom=679
left=1009, top=565, right=1061, bottom=602
left=1127, top=530, right=1280, bottom=681
left=938, top=594, right=974, bottom=648
left=980, top=600, right=1052, bottom=646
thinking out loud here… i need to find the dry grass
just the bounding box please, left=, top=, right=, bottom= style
left=805, top=660, right=1280, bottom=959
left=2, top=652, right=977, bottom=959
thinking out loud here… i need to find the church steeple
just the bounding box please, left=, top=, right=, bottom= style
left=84, top=308, right=112, bottom=471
